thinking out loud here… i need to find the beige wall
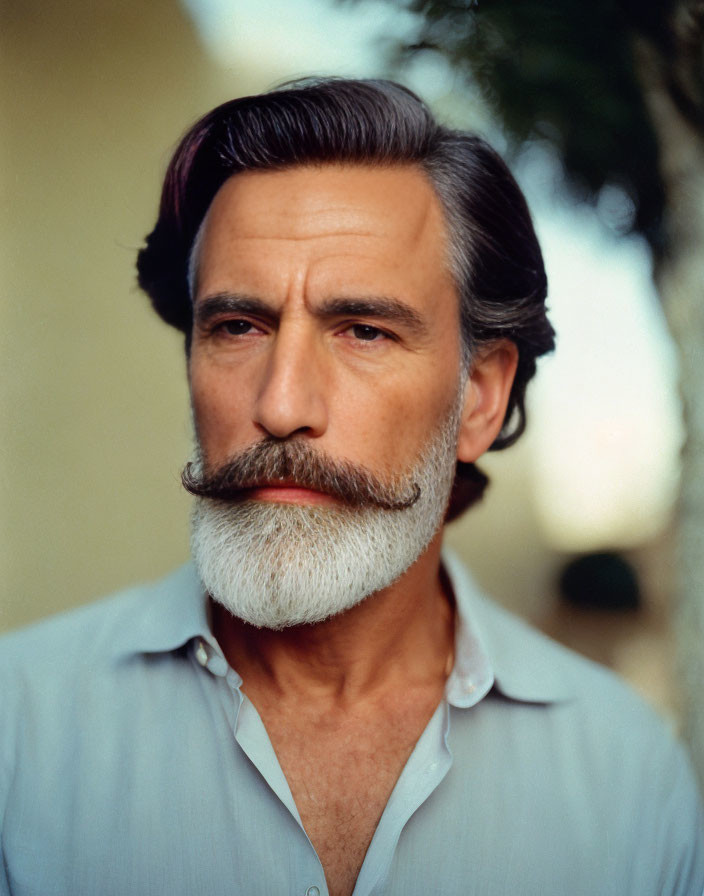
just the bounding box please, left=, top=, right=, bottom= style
left=0, top=0, right=268, bottom=629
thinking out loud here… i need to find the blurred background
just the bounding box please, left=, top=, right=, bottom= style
left=2, top=0, right=703, bottom=778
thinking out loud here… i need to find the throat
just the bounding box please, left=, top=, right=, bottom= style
left=211, top=533, right=455, bottom=700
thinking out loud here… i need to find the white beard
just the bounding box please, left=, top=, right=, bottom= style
left=189, top=392, right=463, bottom=630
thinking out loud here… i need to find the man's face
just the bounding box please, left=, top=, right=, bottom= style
left=189, top=163, right=464, bottom=490
left=184, top=163, right=498, bottom=628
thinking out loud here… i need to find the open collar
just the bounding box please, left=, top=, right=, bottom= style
left=116, top=550, right=573, bottom=706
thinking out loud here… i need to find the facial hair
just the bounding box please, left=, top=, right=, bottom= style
left=187, top=389, right=463, bottom=630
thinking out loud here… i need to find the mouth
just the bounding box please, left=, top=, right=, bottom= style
left=241, top=481, right=340, bottom=506
left=181, top=445, right=421, bottom=512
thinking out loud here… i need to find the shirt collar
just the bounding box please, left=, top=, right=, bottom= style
left=442, top=547, right=573, bottom=705
left=112, top=563, right=214, bottom=658
left=116, top=552, right=572, bottom=704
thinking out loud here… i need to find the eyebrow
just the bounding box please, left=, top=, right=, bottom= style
left=194, top=294, right=271, bottom=326
left=317, top=297, right=427, bottom=334
left=194, top=292, right=429, bottom=336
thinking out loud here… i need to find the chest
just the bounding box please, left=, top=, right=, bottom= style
left=255, top=696, right=441, bottom=896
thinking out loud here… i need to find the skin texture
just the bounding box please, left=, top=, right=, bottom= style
left=189, top=163, right=518, bottom=896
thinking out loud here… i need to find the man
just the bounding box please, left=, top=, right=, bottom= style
left=1, top=78, right=702, bottom=896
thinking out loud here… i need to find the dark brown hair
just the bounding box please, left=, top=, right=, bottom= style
left=137, top=77, right=554, bottom=518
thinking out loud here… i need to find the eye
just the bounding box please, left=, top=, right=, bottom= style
left=216, top=319, right=259, bottom=336
left=349, top=324, right=387, bottom=342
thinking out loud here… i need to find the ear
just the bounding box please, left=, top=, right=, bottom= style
left=456, top=340, right=519, bottom=463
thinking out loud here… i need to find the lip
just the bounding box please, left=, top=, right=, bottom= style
left=244, top=484, right=339, bottom=506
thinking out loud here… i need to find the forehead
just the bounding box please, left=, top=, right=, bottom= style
left=194, top=164, right=455, bottom=301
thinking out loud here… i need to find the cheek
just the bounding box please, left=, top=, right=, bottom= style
left=188, top=360, right=252, bottom=456
left=338, top=378, right=456, bottom=473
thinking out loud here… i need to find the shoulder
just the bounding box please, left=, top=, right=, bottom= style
left=0, top=565, right=202, bottom=792
left=471, top=587, right=680, bottom=750
left=1, top=574, right=169, bottom=672
left=446, top=585, right=704, bottom=890
left=0, top=564, right=200, bottom=727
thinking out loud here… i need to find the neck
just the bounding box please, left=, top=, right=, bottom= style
left=211, top=532, right=454, bottom=704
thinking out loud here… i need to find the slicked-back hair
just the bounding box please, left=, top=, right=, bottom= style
left=137, top=77, right=554, bottom=518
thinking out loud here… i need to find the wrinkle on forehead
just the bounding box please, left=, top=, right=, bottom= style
left=191, top=163, right=456, bottom=312
left=202, top=164, right=445, bottom=247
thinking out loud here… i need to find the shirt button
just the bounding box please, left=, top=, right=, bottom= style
left=194, top=640, right=209, bottom=667
left=306, top=887, right=321, bottom=896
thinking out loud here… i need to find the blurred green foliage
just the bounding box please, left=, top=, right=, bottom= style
left=359, top=0, right=698, bottom=256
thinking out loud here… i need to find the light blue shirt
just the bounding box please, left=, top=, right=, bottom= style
left=2, top=549, right=703, bottom=895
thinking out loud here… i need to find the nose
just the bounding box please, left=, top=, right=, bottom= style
left=253, top=324, right=328, bottom=440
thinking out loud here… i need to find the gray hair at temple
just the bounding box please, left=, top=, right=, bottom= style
left=136, top=77, right=555, bottom=518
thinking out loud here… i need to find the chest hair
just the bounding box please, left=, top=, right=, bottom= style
left=254, top=690, right=443, bottom=896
